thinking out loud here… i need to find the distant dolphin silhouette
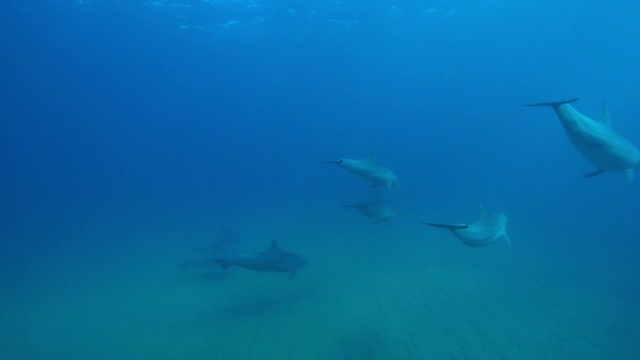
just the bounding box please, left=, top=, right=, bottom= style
left=326, top=154, right=399, bottom=189
left=199, top=227, right=245, bottom=253
left=423, top=205, right=509, bottom=247
left=523, top=98, right=640, bottom=181
left=343, top=191, right=396, bottom=224
left=210, top=240, right=308, bottom=279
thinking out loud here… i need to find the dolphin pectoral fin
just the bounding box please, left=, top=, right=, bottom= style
left=422, top=222, right=469, bottom=231
left=627, top=169, right=635, bottom=182
left=521, top=98, right=579, bottom=108
left=503, top=232, right=511, bottom=246
left=584, top=169, right=605, bottom=178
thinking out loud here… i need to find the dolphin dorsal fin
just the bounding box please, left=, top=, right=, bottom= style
left=478, top=203, right=486, bottom=218
left=368, top=149, right=377, bottom=164
left=602, top=102, right=611, bottom=126
left=269, top=240, right=281, bottom=252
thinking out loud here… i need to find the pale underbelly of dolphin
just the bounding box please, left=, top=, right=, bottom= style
left=567, top=134, right=640, bottom=171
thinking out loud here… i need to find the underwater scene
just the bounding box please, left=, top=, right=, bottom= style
left=1, top=0, right=640, bottom=358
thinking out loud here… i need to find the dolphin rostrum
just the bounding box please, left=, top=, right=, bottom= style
left=343, top=191, right=396, bottom=224
left=423, top=204, right=509, bottom=247
left=326, top=154, right=399, bottom=189
left=209, top=240, right=308, bottom=279
left=522, top=98, right=640, bottom=181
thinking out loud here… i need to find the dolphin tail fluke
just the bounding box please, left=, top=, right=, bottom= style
left=521, top=98, right=579, bottom=108
left=422, top=222, right=469, bottom=231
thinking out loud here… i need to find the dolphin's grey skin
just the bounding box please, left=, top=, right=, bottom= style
left=423, top=205, right=510, bottom=247
left=326, top=155, right=399, bottom=189
left=523, top=98, right=640, bottom=181
left=343, top=192, right=396, bottom=224
left=209, top=240, right=308, bottom=279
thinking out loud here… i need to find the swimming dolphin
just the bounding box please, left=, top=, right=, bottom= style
left=343, top=191, right=396, bottom=224
left=209, top=240, right=308, bottom=279
left=522, top=98, right=640, bottom=181
left=423, top=205, right=509, bottom=247
left=326, top=154, right=399, bottom=189
left=199, top=227, right=245, bottom=253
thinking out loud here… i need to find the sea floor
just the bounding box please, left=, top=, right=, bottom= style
left=1, top=218, right=638, bottom=359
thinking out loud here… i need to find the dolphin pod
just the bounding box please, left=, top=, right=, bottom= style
left=523, top=98, right=640, bottom=181
left=178, top=97, right=640, bottom=281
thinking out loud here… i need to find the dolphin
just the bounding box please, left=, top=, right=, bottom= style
left=326, top=154, right=399, bottom=189
left=199, top=227, right=245, bottom=253
left=522, top=98, right=640, bottom=181
left=343, top=191, right=396, bottom=224
left=209, top=240, right=308, bottom=279
left=423, top=205, right=510, bottom=247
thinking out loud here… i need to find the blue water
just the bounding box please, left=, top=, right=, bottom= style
left=2, top=1, right=640, bottom=358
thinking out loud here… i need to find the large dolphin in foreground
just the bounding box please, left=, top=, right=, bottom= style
left=343, top=191, right=396, bottom=224
left=208, top=240, right=308, bottom=279
left=423, top=205, right=510, bottom=247
left=326, top=154, right=399, bottom=189
left=523, top=98, right=640, bottom=181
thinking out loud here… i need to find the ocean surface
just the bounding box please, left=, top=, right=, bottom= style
left=2, top=1, right=640, bottom=358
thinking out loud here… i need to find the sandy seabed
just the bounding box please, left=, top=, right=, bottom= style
left=1, top=221, right=638, bottom=360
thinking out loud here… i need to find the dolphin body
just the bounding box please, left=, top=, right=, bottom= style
left=343, top=192, right=396, bottom=224
left=423, top=205, right=509, bottom=247
left=326, top=155, right=399, bottom=189
left=523, top=98, right=640, bottom=181
left=210, top=240, right=307, bottom=279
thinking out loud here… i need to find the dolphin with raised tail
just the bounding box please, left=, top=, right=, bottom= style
left=522, top=98, right=640, bottom=181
